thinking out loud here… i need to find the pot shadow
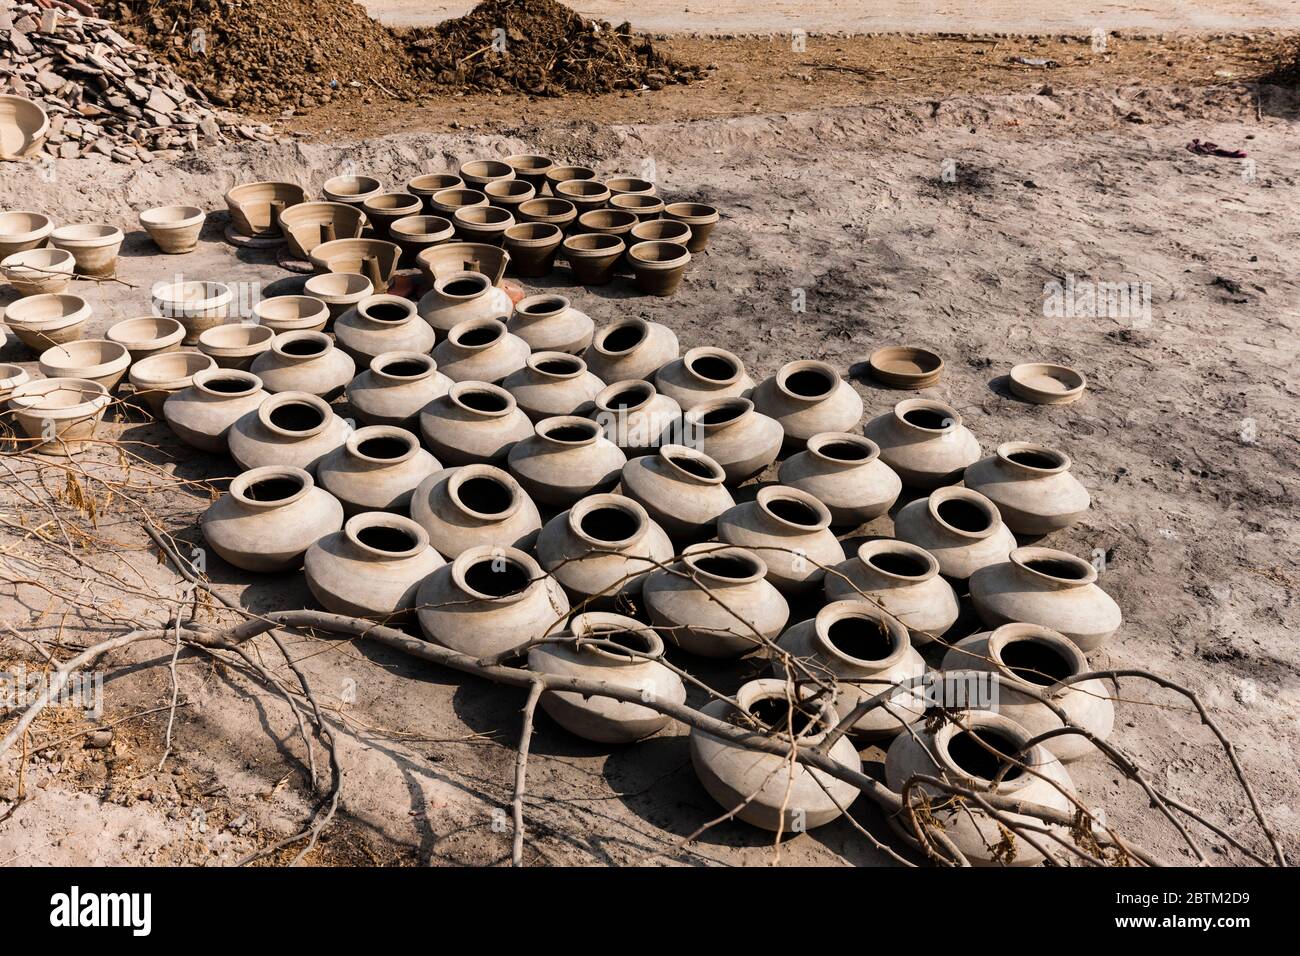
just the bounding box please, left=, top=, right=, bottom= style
left=520, top=263, right=645, bottom=302
left=260, top=274, right=311, bottom=298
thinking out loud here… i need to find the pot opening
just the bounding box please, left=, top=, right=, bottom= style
left=784, top=367, right=835, bottom=399
left=269, top=402, right=325, bottom=432
left=281, top=337, right=327, bottom=357
left=602, top=323, right=646, bottom=353
left=746, top=695, right=823, bottom=736
left=902, top=407, right=951, bottom=430
left=455, top=324, right=502, bottom=347
left=692, top=553, right=760, bottom=580
left=456, top=475, right=513, bottom=515
left=1007, top=448, right=1065, bottom=469
left=583, top=623, right=653, bottom=655
left=946, top=728, right=1025, bottom=782
left=244, top=475, right=303, bottom=501
left=667, top=453, right=719, bottom=480
left=764, top=496, right=821, bottom=527
left=1023, top=557, right=1089, bottom=581
left=380, top=358, right=430, bottom=377
left=544, top=421, right=598, bottom=443
left=687, top=353, right=738, bottom=382
left=536, top=357, right=581, bottom=375
left=936, top=498, right=992, bottom=533
left=357, top=435, right=411, bottom=460
left=819, top=440, right=871, bottom=462
left=604, top=384, right=651, bottom=409
left=521, top=296, right=565, bottom=315
left=366, top=302, right=412, bottom=324
left=698, top=403, right=743, bottom=426
left=205, top=375, right=256, bottom=394
left=443, top=276, right=486, bottom=297
left=458, top=388, right=509, bottom=413
left=579, top=505, right=640, bottom=543
left=826, top=615, right=895, bottom=662
left=357, top=524, right=419, bottom=554
left=867, top=550, right=929, bottom=577
left=1000, top=639, right=1075, bottom=686
left=464, top=556, right=531, bottom=598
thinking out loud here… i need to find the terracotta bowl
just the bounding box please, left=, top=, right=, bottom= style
left=1, top=247, right=76, bottom=296
left=629, top=218, right=691, bottom=245
left=459, top=159, right=515, bottom=189
left=0, top=210, right=53, bottom=259
left=505, top=154, right=554, bottom=190
left=416, top=241, right=511, bottom=288
left=322, top=174, right=383, bottom=208
left=303, top=272, right=373, bottom=323
left=38, top=339, right=131, bottom=391
left=407, top=173, right=463, bottom=212
left=278, top=201, right=366, bottom=259
left=868, top=346, right=944, bottom=389
left=198, top=323, right=276, bottom=369
left=1009, top=363, right=1087, bottom=404
left=3, top=292, right=90, bottom=350
left=252, top=295, right=330, bottom=334
left=224, top=181, right=307, bottom=238
left=0, top=94, right=49, bottom=160
left=106, top=316, right=186, bottom=361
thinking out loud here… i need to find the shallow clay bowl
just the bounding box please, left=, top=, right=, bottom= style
left=38, top=339, right=131, bottom=391
left=309, top=238, right=402, bottom=293
left=50, top=223, right=125, bottom=278
left=604, top=176, right=656, bottom=198
left=3, top=292, right=90, bottom=350
left=869, top=346, right=944, bottom=389
left=198, top=323, right=276, bottom=370
left=278, top=201, right=367, bottom=259
left=0, top=363, right=31, bottom=402
left=128, top=351, right=216, bottom=417
left=428, top=188, right=489, bottom=220
left=106, top=316, right=186, bottom=361
left=415, top=241, right=510, bottom=288
left=1009, top=362, right=1088, bottom=404
left=322, top=174, right=383, bottom=209
left=505, top=154, right=554, bottom=190
left=544, top=165, right=596, bottom=194
left=0, top=210, right=53, bottom=259
left=459, top=159, right=515, bottom=189
left=0, top=94, right=50, bottom=160
left=224, top=181, right=307, bottom=238
left=629, top=218, right=690, bottom=245
left=2, top=247, right=75, bottom=296
left=138, top=205, right=206, bottom=254
left=389, top=215, right=455, bottom=263
left=303, top=272, right=372, bottom=323
left=252, top=295, right=330, bottom=334
left=610, top=193, right=665, bottom=221
left=407, top=173, right=463, bottom=212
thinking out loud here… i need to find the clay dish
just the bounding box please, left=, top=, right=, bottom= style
left=106, top=316, right=186, bottom=360
left=1009, top=363, right=1087, bottom=405
left=869, top=346, right=944, bottom=389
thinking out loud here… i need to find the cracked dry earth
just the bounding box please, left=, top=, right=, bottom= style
left=0, top=77, right=1297, bottom=866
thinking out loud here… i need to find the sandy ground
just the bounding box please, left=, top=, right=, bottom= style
left=1, top=36, right=1298, bottom=866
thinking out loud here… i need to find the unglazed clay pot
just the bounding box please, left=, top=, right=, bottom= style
left=38, top=339, right=130, bottom=392
left=941, top=624, right=1115, bottom=762
left=0, top=364, right=29, bottom=403
left=410, top=464, right=542, bottom=558
left=164, top=368, right=268, bottom=453
left=303, top=272, right=372, bottom=325
left=428, top=187, right=488, bottom=221
left=653, top=346, right=755, bottom=411
left=278, top=202, right=366, bottom=260
left=431, top=318, right=530, bottom=384
left=502, top=222, right=563, bottom=277
left=969, top=547, right=1122, bottom=653
left=516, top=197, right=577, bottom=233
left=316, top=425, right=440, bottom=516
left=583, top=318, right=679, bottom=385
left=418, top=270, right=514, bottom=337
left=528, top=612, right=686, bottom=744
left=129, top=352, right=217, bottom=419
left=50, top=223, right=124, bottom=278
left=778, top=432, right=901, bottom=527
left=682, top=397, right=783, bottom=484
left=537, top=493, right=674, bottom=608
left=486, top=177, right=534, bottom=214
left=504, top=154, right=553, bottom=191
left=419, top=381, right=533, bottom=466
left=361, top=192, right=422, bottom=241
left=252, top=294, right=330, bottom=335
left=7, top=378, right=111, bottom=455
left=627, top=240, right=691, bottom=297
left=503, top=352, right=604, bottom=423
left=346, top=351, right=452, bottom=429
left=555, top=178, right=610, bottom=213
left=105, top=316, right=185, bottom=362
left=406, top=173, right=463, bottom=212
left=577, top=208, right=638, bottom=239
left=201, top=466, right=344, bottom=572
left=963, top=442, right=1091, bottom=535
left=389, top=215, right=455, bottom=266
left=691, top=678, right=861, bottom=831
left=825, top=540, right=959, bottom=646
left=336, top=294, right=435, bottom=365
left=416, top=545, right=569, bottom=657
left=197, top=323, right=274, bottom=371
left=628, top=217, right=687, bottom=244
left=139, top=205, right=206, bottom=254
left=508, top=294, right=593, bottom=354
left=3, top=292, right=89, bottom=351
left=224, top=181, right=305, bottom=238
left=453, top=204, right=514, bottom=246
left=507, top=416, right=626, bottom=508
left=544, top=165, right=596, bottom=193
left=305, top=512, right=445, bottom=622
left=0, top=210, right=52, bottom=259
left=612, top=193, right=666, bottom=222
left=321, top=174, right=381, bottom=209
left=716, top=486, right=846, bottom=595
left=587, top=379, right=681, bottom=457
left=884, top=710, right=1075, bottom=866
left=151, top=280, right=232, bottom=345
left=774, top=601, right=927, bottom=737
left=862, top=398, right=981, bottom=490
left=228, top=391, right=349, bottom=475
left=459, top=159, right=515, bottom=189
left=563, top=232, right=624, bottom=285
left=604, top=176, right=656, bottom=198
left=893, top=487, right=1016, bottom=581
left=2, top=247, right=75, bottom=296
left=753, top=360, right=863, bottom=449
left=620, top=444, right=735, bottom=542
left=663, top=202, right=720, bottom=253
left=250, top=330, right=356, bottom=399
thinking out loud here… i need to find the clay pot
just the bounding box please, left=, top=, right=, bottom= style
left=164, top=369, right=268, bottom=453
left=250, top=330, right=355, bottom=398
left=717, top=486, right=846, bottom=595
left=417, top=270, right=513, bottom=337
left=38, top=339, right=130, bottom=391
left=309, top=238, right=402, bottom=294
left=563, top=233, right=624, bottom=285
left=611, top=193, right=666, bottom=221
left=321, top=175, right=382, bottom=210
left=652, top=347, right=754, bottom=413
left=753, top=360, right=863, bottom=449
left=775, top=601, right=928, bottom=737
left=604, top=176, right=656, bottom=198
left=963, top=442, right=1091, bottom=535
left=587, top=379, right=681, bottom=456
left=516, top=197, right=577, bottom=233
left=305, top=513, right=445, bottom=622
left=303, top=272, right=372, bottom=325
left=0, top=211, right=52, bottom=261
left=277, top=202, right=366, bottom=259
left=577, top=208, right=638, bottom=239
left=629, top=218, right=689, bottom=245
left=4, top=292, right=89, bottom=351
left=502, top=223, right=564, bottom=278
left=251, top=295, right=330, bottom=335
left=128, top=351, right=215, bottom=418
left=555, top=179, right=610, bottom=214
left=862, top=398, right=981, bottom=490
left=868, top=345, right=943, bottom=390
left=389, top=215, right=455, bottom=266
left=406, top=173, right=463, bottom=213
left=459, top=159, right=514, bottom=189
left=503, top=351, right=605, bottom=423
left=507, top=416, right=627, bottom=508
left=228, top=391, right=349, bottom=475
left=484, top=178, right=536, bottom=214
left=620, top=444, right=735, bottom=542
left=316, top=425, right=438, bottom=516
left=197, top=323, right=275, bottom=371
left=507, top=294, right=593, bottom=354
left=825, top=540, right=959, bottom=646
left=884, top=710, right=1075, bottom=866
left=336, top=295, right=436, bottom=365
left=105, top=317, right=185, bottom=362
left=224, top=181, right=306, bottom=238
left=681, top=397, right=783, bottom=484
left=969, top=547, right=1122, bottom=653
left=0, top=94, right=49, bottom=160
left=50, top=224, right=124, bottom=278
left=691, top=678, right=861, bottom=831
left=582, top=318, right=679, bottom=384
left=537, top=494, right=674, bottom=608
left=0, top=364, right=30, bottom=403
left=347, top=351, right=452, bottom=429
left=893, top=487, right=1017, bottom=581
left=663, top=202, right=720, bottom=252
left=139, top=205, right=206, bottom=254
left=151, top=280, right=232, bottom=345
left=627, top=240, right=691, bottom=297
left=1008, top=362, right=1087, bottom=405
left=201, top=465, right=343, bottom=572
left=544, top=165, right=596, bottom=193
left=504, top=155, right=553, bottom=191
left=432, top=317, right=530, bottom=384
left=941, top=624, right=1115, bottom=762
left=362, top=192, right=422, bottom=241
left=528, top=612, right=686, bottom=744
left=420, top=381, right=533, bottom=465
left=410, top=463, right=542, bottom=558
left=8, top=378, right=111, bottom=455
left=2, top=247, right=75, bottom=296
left=416, top=545, right=569, bottom=657
left=453, top=205, right=514, bottom=246
left=428, top=187, right=488, bottom=220
left=778, top=432, right=901, bottom=527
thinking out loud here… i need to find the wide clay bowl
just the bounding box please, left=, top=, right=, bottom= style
left=106, top=316, right=186, bottom=361
left=416, top=241, right=510, bottom=288
left=322, top=174, right=383, bottom=208
left=303, top=272, right=373, bottom=322
left=504, top=154, right=553, bottom=189
left=8, top=377, right=111, bottom=454
left=278, top=201, right=367, bottom=259
left=1, top=247, right=75, bottom=296
left=38, top=339, right=131, bottom=391
left=459, top=159, right=515, bottom=189
left=869, top=346, right=944, bottom=389
left=407, top=173, right=463, bottom=211
left=251, top=295, right=330, bottom=333
left=224, top=181, right=307, bottom=238
left=1009, top=362, right=1087, bottom=404
left=629, top=218, right=690, bottom=245
left=0, top=94, right=49, bottom=160
left=3, top=292, right=90, bottom=350
left=309, top=238, right=402, bottom=292
left=545, top=165, right=596, bottom=193
left=49, top=223, right=125, bottom=278
left=0, top=210, right=53, bottom=259
left=128, top=351, right=216, bottom=417
left=138, top=205, right=206, bottom=254
left=198, top=323, right=276, bottom=369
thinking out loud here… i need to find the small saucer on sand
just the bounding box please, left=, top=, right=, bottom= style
left=869, top=346, right=943, bottom=389
left=1009, top=362, right=1087, bottom=404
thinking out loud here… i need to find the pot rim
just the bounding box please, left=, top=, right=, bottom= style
left=517, top=197, right=577, bottom=220
left=3, top=292, right=90, bottom=329
left=434, top=270, right=491, bottom=302
left=930, top=709, right=1043, bottom=792
left=256, top=391, right=333, bottom=440
left=446, top=316, right=507, bottom=352
left=732, top=678, right=837, bottom=744
left=192, top=368, right=263, bottom=399
left=303, top=271, right=373, bottom=301
left=855, top=538, right=940, bottom=583
left=390, top=215, right=455, bottom=242
left=447, top=464, right=526, bottom=522
left=269, top=329, right=333, bottom=361
left=664, top=202, right=720, bottom=224
left=139, top=204, right=205, bottom=229
left=612, top=193, right=666, bottom=213
left=656, top=443, right=727, bottom=487
left=774, top=359, right=841, bottom=403
left=448, top=381, right=517, bottom=419
left=9, top=376, right=110, bottom=414
left=578, top=208, right=638, bottom=231
left=485, top=179, right=535, bottom=200
left=562, top=232, right=624, bottom=257
left=460, top=159, right=515, bottom=181
left=252, top=295, right=330, bottom=328
left=370, top=350, right=437, bottom=382
left=453, top=205, right=514, bottom=229
left=535, top=415, right=601, bottom=447
left=129, top=351, right=215, bottom=388
left=362, top=192, right=422, bottom=215
left=357, top=293, right=418, bottom=326
left=567, top=611, right=665, bottom=662
left=1009, top=546, right=1099, bottom=588
left=1, top=246, right=76, bottom=274
left=0, top=210, right=53, bottom=243
left=50, top=223, right=124, bottom=246
left=806, top=431, right=881, bottom=467
left=681, top=542, right=768, bottom=585
left=345, top=424, right=420, bottom=466
left=504, top=221, right=563, bottom=246
left=891, top=397, right=962, bottom=433
left=556, top=179, right=610, bottom=201
left=198, top=322, right=274, bottom=353
left=229, top=465, right=313, bottom=510
left=0, top=363, right=28, bottom=389
left=755, top=485, right=832, bottom=532
left=546, top=165, right=596, bottom=182
left=431, top=187, right=488, bottom=210
left=592, top=317, right=648, bottom=356
left=595, top=378, right=656, bottom=414
left=812, top=599, right=912, bottom=672
left=681, top=346, right=746, bottom=388
left=407, top=173, right=463, bottom=194
left=514, top=293, right=570, bottom=320
left=684, top=395, right=753, bottom=433
left=505, top=154, right=554, bottom=174
left=322, top=174, right=382, bottom=199
left=525, top=351, right=587, bottom=380
left=604, top=176, right=655, bottom=194
left=985, top=622, right=1087, bottom=694
left=152, top=279, right=233, bottom=311
left=925, top=486, right=1003, bottom=541
left=627, top=240, right=690, bottom=271
left=449, top=544, right=544, bottom=606
left=566, top=493, right=649, bottom=550
left=38, top=338, right=129, bottom=377
left=995, top=441, right=1072, bottom=476
left=106, top=315, right=185, bottom=348
left=343, top=512, right=429, bottom=561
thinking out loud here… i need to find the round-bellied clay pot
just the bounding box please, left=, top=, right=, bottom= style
left=629, top=217, right=688, bottom=244
left=453, top=204, right=514, bottom=246
left=459, top=159, right=514, bottom=189
left=321, top=174, right=382, bottom=210
left=3, top=292, right=89, bottom=351
left=278, top=202, right=366, bottom=260
left=516, top=197, right=577, bottom=233
left=106, top=316, right=185, bottom=362
left=544, top=165, right=596, bottom=193
left=619, top=444, right=735, bottom=543
left=228, top=391, right=349, bottom=475
left=587, top=379, right=681, bottom=457
left=774, top=601, right=928, bottom=737
left=963, top=442, right=1091, bottom=535
left=604, top=176, right=656, bottom=198
left=303, top=272, right=372, bottom=325
left=389, top=215, right=455, bottom=266
left=164, top=368, right=268, bottom=453
left=347, top=351, right=452, bottom=429
left=317, top=425, right=439, bottom=516
left=484, top=178, right=535, bottom=214
left=554, top=179, right=610, bottom=213
left=893, top=486, right=1016, bottom=581
left=653, top=346, right=755, bottom=411
left=0, top=210, right=52, bottom=259
left=418, top=270, right=513, bottom=338
left=778, top=432, right=901, bottom=527
left=7, top=378, right=111, bottom=455
left=38, top=339, right=130, bottom=392
left=663, top=202, right=720, bottom=252
left=432, top=317, right=530, bottom=384
left=151, top=280, right=232, bottom=345
left=50, top=223, right=124, bottom=278
left=0, top=364, right=29, bottom=403
left=129, top=351, right=216, bottom=418
left=2, top=247, right=75, bottom=296
left=716, top=486, right=846, bottom=595
left=537, top=493, right=674, bottom=608
left=969, top=547, right=1122, bottom=653
left=502, top=222, right=564, bottom=278
left=681, top=397, right=783, bottom=484
left=503, top=351, right=604, bottom=423
left=336, top=294, right=435, bottom=366
left=690, top=678, right=861, bottom=831
left=253, top=295, right=330, bottom=335
left=201, top=465, right=343, bottom=572
left=428, top=187, right=488, bottom=220
left=577, top=208, right=638, bottom=239
left=305, top=513, right=445, bottom=622
left=507, top=416, right=626, bottom=508
left=410, top=464, right=542, bottom=558
left=508, top=294, right=593, bottom=354
left=361, top=192, right=422, bottom=241
left=941, top=623, right=1115, bottom=762
left=825, top=540, right=959, bottom=646
left=582, top=318, right=679, bottom=384
left=862, top=398, right=981, bottom=490
left=139, top=205, right=206, bottom=254
left=225, top=181, right=306, bottom=238
left=250, top=330, right=355, bottom=399
left=504, top=155, right=553, bottom=191
left=562, top=232, right=624, bottom=285
left=884, top=710, right=1075, bottom=866
left=416, top=545, right=569, bottom=657
left=420, top=381, right=533, bottom=466
left=197, top=323, right=275, bottom=371
left=407, top=173, right=463, bottom=213
left=627, top=240, right=691, bottom=297
left=753, top=360, right=863, bottom=449
left=528, top=612, right=686, bottom=744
